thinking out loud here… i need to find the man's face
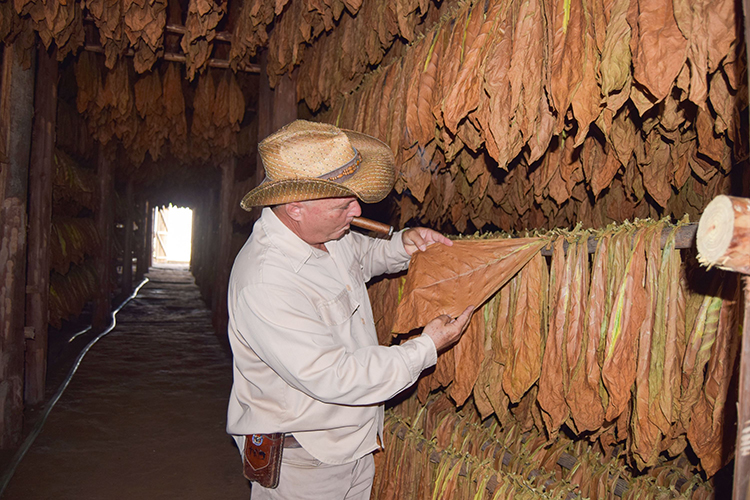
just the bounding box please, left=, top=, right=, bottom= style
left=296, top=196, right=362, bottom=246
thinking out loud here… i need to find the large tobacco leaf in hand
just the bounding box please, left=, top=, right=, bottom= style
left=393, top=238, right=546, bottom=333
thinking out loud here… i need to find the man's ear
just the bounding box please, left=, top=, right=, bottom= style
left=285, top=202, right=304, bottom=222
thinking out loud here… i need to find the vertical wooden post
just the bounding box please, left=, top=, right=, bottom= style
left=24, top=45, right=57, bottom=405
left=145, top=200, right=153, bottom=271
left=0, top=40, right=35, bottom=448
left=92, top=148, right=114, bottom=332
left=213, top=158, right=235, bottom=335
left=253, top=51, right=297, bottom=216
left=136, top=199, right=148, bottom=281
left=121, top=179, right=134, bottom=297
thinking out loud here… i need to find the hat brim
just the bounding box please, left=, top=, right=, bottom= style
left=240, top=129, right=396, bottom=209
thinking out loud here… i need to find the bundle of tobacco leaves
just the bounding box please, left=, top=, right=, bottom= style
left=319, top=0, right=744, bottom=233
left=371, top=392, right=714, bottom=499
left=369, top=219, right=740, bottom=478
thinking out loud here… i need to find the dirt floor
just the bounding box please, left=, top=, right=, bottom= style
left=2, top=266, right=251, bottom=500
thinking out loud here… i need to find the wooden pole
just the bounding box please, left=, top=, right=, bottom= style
left=121, top=179, right=134, bottom=297
left=696, top=195, right=750, bottom=500
left=145, top=201, right=154, bottom=271
left=0, top=40, right=35, bottom=448
left=213, top=158, right=235, bottom=336
left=24, top=45, right=57, bottom=406
left=92, top=148, right=114, bottom=332
left=136, top=198, right=148, bottom=281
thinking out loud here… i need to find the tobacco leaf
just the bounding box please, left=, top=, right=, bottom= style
left=393, top=237, right=546, bottom=333
left=549, top=0, right=585, bottom=133
left=568, top=233, right=608, bottom=432
left=449, top=309, right=485, bottom=406
left=602, top=225, right=647, bottom=421
left=631, top=221, right=663, bottom=469
left=442, top=1, right=503, bottom=134
left=600, top=0, right=632, bottom=103
left=502, top=252, right=548, bottom=403
left=649, top=226, right=682, bottom=435
left=537, top=237, right=571, bottom=438
left=631, top=0, right=688, bottom=101
left=687, top=274, right=739, bottom=477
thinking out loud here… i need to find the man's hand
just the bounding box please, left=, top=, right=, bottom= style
left=422, top=306, right=475, bottom=353
left=402, top=227, right=453, bottom=256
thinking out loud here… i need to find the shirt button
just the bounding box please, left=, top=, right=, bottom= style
left=361, top=318, right=365, bottom=324
left=346, top=285, right=352, bottom=291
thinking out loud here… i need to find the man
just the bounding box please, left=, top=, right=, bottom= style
left=226, top=120, right=473, bottom=499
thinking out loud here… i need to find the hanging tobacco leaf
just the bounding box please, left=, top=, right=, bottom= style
left=602, top=224, right=647, bottom=421
left=449, top=307, right=485, bottom=406
left=567, top=232, right=608, bottom=432
left=393, top=237, right=546, bottom=333
left=502, top=251, right=548, bottom=404
left=631, top=221, right=664, bottom=469
left=538, top=236, right=571, bottom=438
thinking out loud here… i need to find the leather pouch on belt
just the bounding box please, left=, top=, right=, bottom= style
left=243, top=433, right=284, bottom=488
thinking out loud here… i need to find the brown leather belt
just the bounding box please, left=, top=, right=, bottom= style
left=283, top=434, right=301, bottom=448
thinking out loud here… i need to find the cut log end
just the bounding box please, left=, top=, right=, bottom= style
left=697, top=195, right=750, bottom=275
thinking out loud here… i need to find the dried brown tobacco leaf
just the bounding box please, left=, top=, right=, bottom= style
left=181, top=0, right=225, bottom=80
left=631, top=221, right=663, bottom=469
left=687, top=275, right=739, bottom=477
left=449, top=309, right=484, bottom=406
left=600, top=0, right=632, bottom=104
left=640, top=131, right=672, bottom=208
left=568, top=233, right=608, bottom=432
left=404, top=35, right=433, bottom=149
left=123, top=0, right=166, bottom=73
left=442, top=1, right=504, bottom=135
left=86, top=0, right=127, bottom=69
left=602, top=226, right=647, bottom=421
left=162, top=63, right=188, bottom=160
left=509, top=0, right=547, bottom=144
left=480, top=12, right=519, bottom=170
left=631, top=0, right=688, bottom=102
left=538, top=237, right=570, bottom=438
left=432, top=4, right=469, bottom=132
left=679, top=272, right=723, bottom=430
left=549, top=0, right=585, bottom=132
left=503, top=252, right=548, bottom=404
left=649, top=226, right=682, bottom=435
left=706, top=0, right=736, bottom=73
left=570, top=0, right=603, bottom=146
left=562, top=233, right=590, bottom=424
left=393, top=237, right=546, bottom=333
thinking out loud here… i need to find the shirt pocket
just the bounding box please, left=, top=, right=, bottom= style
left=317, top=289, right=360, bottom=326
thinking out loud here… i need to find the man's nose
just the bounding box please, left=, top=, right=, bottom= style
left=350, top=201, right=362, bottom=217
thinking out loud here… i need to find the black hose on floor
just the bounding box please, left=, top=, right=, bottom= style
left=0, top=278, right=150, bottom=497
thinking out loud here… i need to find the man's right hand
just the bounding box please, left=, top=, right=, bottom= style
left=422, top=306, right=475, bottom=353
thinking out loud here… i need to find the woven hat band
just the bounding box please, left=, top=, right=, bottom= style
left=317, top=149, right=362, bottom=183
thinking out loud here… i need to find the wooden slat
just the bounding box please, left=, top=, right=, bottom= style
left=24, top=45, right=57, bottom=405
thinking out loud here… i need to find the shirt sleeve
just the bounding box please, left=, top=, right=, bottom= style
left=349, top=230, right=411, bottom=281
left=234, top=282, right=437, bottom=406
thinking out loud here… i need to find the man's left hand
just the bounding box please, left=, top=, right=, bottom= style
left=402, top=227, right=452, bottom=256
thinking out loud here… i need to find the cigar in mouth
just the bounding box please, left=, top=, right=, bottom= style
left=351, top=217, right=394, bottom=237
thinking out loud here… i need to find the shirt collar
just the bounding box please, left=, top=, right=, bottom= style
left=259, top=207, right=328, bottom=272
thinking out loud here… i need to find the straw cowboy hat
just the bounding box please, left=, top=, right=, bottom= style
left=240, top=120, right=396, bottom=209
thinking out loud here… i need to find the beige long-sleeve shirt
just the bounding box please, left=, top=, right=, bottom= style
left=225, top=208, right=438, bottom=464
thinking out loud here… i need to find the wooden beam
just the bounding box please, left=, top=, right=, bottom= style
left=24, top=45, right=58, bottom=406
left=82, top=44, right=260, bottom=73
left=136, top=199, right=149, bottom=281
left=0, top=40, right=35, bottom=448
left=121, top=180, right=134, bottom=297
left=92, top=148, right=114, bottom=332
left=213, top=158, right=235, bottom=336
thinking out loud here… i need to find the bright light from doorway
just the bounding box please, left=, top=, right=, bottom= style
left=154, top=205, right=193, bottom=263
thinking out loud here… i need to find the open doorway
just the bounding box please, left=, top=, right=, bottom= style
left=153, top=205, right=193, bottom=265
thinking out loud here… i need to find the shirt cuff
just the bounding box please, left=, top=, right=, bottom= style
left=399, top=334, right=438, bottom=377
left=390, top=229, right=412, bottom=267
